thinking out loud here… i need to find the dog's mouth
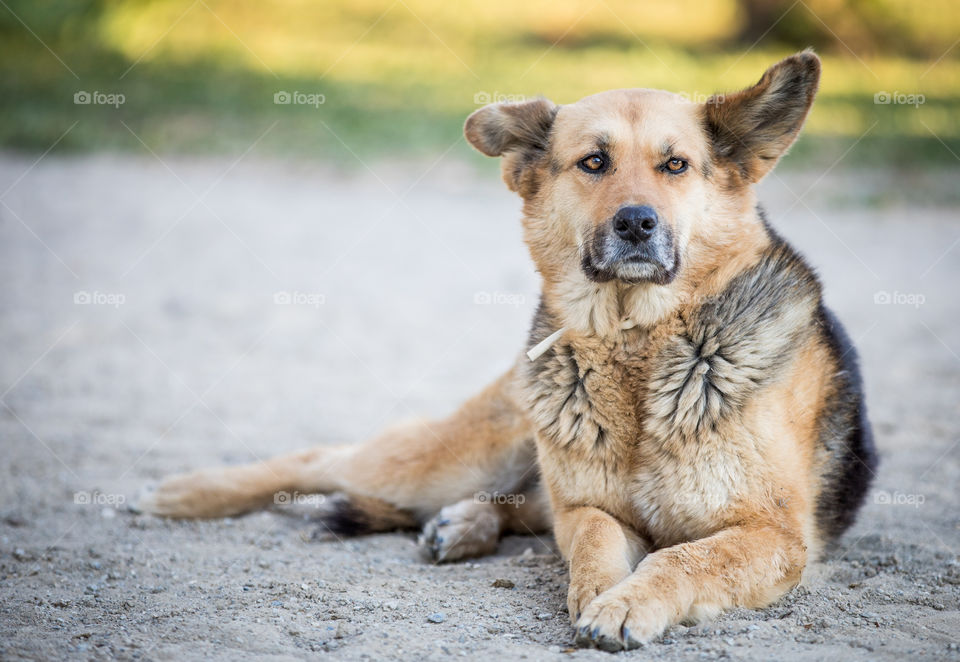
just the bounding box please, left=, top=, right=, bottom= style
left=581, top=227, right=680, bottom=286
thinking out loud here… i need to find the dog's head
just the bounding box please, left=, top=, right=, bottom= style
left=465, top=51, right=820, bottom=331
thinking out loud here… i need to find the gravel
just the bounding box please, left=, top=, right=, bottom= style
left=0, top=153, right=958, bottom=661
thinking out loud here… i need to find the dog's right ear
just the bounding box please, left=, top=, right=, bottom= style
left=464, top=98, right=558, bottom=194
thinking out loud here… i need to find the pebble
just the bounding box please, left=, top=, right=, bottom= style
left=536, top=613, right=552, bottom=621
left=428, top=613, right=445, bottom=623
left=491, top=579, right=515, bottom=589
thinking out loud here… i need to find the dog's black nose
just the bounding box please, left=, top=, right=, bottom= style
left=613, top=205, right=658, bottom=243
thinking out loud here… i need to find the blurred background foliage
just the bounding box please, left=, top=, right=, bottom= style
left=1, top=0, right=958, bottom=167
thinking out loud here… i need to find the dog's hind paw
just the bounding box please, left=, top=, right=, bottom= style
left=418, top=499, right=501, bottom=563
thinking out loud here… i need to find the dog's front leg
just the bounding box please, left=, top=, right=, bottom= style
left=553, top=506, right=648, bottom=626
left=574, top=523, right=806, bottom=651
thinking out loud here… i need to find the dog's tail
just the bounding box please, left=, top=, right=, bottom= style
left=316, top=492, right=420, bottom=535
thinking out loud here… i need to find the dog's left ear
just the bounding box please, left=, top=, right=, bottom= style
left=465, top=98, right=558, bottom=194
left=703, top=50, right=821, bottom=183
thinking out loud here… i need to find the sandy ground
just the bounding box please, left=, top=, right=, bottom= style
left=0, top=152, right=958, bottom=661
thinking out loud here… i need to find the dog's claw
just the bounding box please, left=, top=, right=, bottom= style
left=595, top=634, right=623, bottom=652
left=574, top=625, right=592, bottom=647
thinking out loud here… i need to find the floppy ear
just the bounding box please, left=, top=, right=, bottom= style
left=703, top=50, right=820, bottom=183
left=464, top=98, right=558, bottom=195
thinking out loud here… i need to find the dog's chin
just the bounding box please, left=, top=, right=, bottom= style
left=582, top=252, right=679, bottom=286
left=612, top=257, right=677, bottom=285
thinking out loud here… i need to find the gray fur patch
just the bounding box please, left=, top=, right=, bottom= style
left=524, top=342, right=610, bottom=449
left=645, top=241, right=820, bottom=443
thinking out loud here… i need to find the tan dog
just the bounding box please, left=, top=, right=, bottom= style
left=138, top=50, right=876, bottom=650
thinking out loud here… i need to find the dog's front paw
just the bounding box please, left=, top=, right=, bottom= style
left=418, top=499, right=500, bottom=563
left=566, top=571, right=627, bottom=626
left=573, top=584, right=671, bottom=652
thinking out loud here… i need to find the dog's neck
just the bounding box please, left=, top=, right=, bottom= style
left=545, top=276, right=678, bottom=338
left=537, top=206, right=771, bottom=341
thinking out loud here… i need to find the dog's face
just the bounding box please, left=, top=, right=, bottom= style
left=543, top=90, right=709, bottom=286
left=465, top=51, right=820, bottom=298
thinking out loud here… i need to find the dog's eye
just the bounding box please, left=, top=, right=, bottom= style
left=664, top=158, right=688, bottom=174
left=578, top=154, right=608, bottom=173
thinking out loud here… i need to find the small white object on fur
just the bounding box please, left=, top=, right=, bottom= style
left=527, top=318, right=641, bottom=361
left=526, top=327, right=567, bottom=361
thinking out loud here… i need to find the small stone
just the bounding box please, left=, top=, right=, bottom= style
left=3, top=514, right=27, bottom=527
left=427, top=612, right=446, bottom=623
left=491, top=579, right=515, bottom=589
left=536, top=613, right=552, bottom=620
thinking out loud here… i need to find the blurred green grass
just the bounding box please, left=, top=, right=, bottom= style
left=1, top=0, right=958, bottom=169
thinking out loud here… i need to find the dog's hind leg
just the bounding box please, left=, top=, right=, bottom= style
left=137, top=364, right=543, bottom=536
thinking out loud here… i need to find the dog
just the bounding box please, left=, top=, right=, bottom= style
left=138, top=50, right=877, bottom=650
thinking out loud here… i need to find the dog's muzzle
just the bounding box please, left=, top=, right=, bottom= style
left=581, top=205, right=679, bottom=285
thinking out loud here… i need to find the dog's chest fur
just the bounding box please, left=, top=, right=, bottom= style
left=523, top=240, right=821, bottom=546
